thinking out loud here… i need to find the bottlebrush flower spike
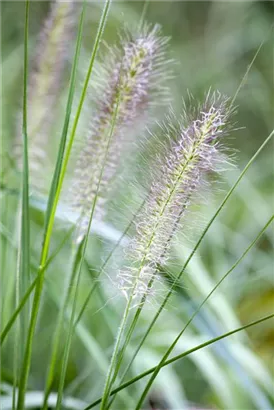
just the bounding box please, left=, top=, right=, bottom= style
left=118, top=91, right=234, bottom=302
left=70, top=24, right=171, bottom=242
left=14, top=0, right=76, bottom=189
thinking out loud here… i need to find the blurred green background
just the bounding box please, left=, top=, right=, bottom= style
left=1, top=1, right=273, bottom=409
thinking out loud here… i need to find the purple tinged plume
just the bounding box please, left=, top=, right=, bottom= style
left=70, top=24, right=171, bottom=242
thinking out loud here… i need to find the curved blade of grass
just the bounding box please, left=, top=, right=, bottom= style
left=230, top=23, right=273, bottom=109
left=84, top=313, right=274, bottom=409
left=43, top=2, right=86, bottom=232
left=110, top=128, right=274, bottom=387
left=135, top=215, right=274, bottom=408
left=16, top=2, right=111, bottom=408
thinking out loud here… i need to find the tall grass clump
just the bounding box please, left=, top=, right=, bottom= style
left=1, top=1, right=273, bottom=410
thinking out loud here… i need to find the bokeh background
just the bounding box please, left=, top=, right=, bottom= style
left=1, top=1, right=273, bottom=409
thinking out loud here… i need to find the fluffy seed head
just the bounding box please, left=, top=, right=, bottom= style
left=70, top=24, right=171, bottom=242
left=14, top=0, right=77, bottom=189
left=117, top=91, right=234, bottom=302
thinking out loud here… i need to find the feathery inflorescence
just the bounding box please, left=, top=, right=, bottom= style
left=14, top=0, right=77, bottom=189
left=70, top=24, right=171, bottom=242
left=118, top=91, right=234, bottom=303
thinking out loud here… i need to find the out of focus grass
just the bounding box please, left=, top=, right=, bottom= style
left=1, top=1, right=273, bottom=409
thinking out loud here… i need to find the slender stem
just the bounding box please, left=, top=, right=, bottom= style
left=100, top=297, right=133, bottom=409
left=21, top=0, right=30, bottom=288
left=15, top=1, right=30, bottom=407
left=85, top=314, right=274, bottom=409
left=42, top=243, right=79, bottom=410
left=55, top=241, right=83, bottom=410
left=20, top=0, right=30, bottom=347
left=12, top=208, right=22, bottom=410
left=230, top=24, right=273, bottom=109
left=107, top=275, right=155, bottom=410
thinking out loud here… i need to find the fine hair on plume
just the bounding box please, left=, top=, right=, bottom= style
left=117, top=90, right=235, bottom=306
left=69, top=23, right=172, bottom=243
left=13, top=0, right=77, bottom=191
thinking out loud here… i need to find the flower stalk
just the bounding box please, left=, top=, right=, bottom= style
left=100, top=91, right=233, bottom=408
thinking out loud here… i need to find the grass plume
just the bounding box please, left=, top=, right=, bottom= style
left=14, top=0, right=77, bottom=190
left=70, top=24, right=171, bottom=242
left=118, top=91, right=234, bottom=303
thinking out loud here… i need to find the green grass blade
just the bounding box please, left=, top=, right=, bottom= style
left=106, top=276, right=156, bottom=409
left=43, top=2, right=86, bottom=231
left=1, top=276, right=35, bottom=346
left=16, top=2, right=111, bottom=407
left=84, top=314, right=274, bottom=409
left=55, top=241, right=83, bottom=410
left=21, top=0, right=30, bottom=291
left=13, top=209, right=22, bottom=410
left=230, top=24, right=273, bottom=109
left=42, top=242, right=80, bottom=410
left=135, top=215, right=274, bottom=408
